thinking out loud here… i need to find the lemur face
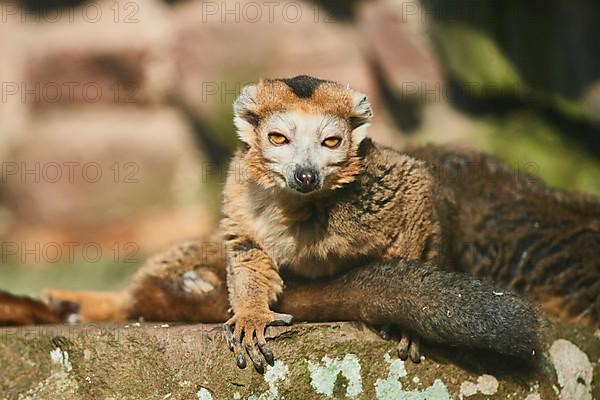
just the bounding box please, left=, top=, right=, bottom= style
left=233, top=75, right=373, bottom=194
left=258, top=110, right=350, bottom=193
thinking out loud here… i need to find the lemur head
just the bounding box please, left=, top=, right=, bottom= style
left=233, top=75, right=373, bottom=194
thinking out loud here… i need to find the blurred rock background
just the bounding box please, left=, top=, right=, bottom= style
left=0, top=0, right=599, bottom=294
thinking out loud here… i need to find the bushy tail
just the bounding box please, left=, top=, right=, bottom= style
left=350, top=262, right=541, bottom=358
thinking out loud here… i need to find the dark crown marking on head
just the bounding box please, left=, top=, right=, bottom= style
left=279, top=75, right=331, bottom=98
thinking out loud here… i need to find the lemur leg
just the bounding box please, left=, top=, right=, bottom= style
left=0, top=291, right=72, bottom=325
left=42, top=247, right=425, bottom=367
left=43, top=289, right=125, bottom=322
left=44, top=239, right=230, bottom=323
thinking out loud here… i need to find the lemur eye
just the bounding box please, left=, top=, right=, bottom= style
left=322, top=137, right=342, bottom=149
left=268, top=132, right=289, bottom=145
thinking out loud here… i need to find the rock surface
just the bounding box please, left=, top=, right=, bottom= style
left=0, top=321, right=598, bottom=399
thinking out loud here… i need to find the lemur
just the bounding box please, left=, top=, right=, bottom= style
left=3, top=76, right=599, bottom=374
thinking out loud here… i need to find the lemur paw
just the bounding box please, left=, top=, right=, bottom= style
left=42, top=291, right=81, bottom=323
left=397, top=332, right=421, bottom=363
left=375, top=325, right=422, bottom=363
left=223, top=310, right=293, bottom=373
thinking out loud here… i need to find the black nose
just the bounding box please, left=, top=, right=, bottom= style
left=294, top=168, right=317, bottom=192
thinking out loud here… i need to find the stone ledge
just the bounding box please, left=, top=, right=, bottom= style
left=0, top=322, right=598, bottom=399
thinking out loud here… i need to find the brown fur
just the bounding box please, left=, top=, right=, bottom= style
left=254, top=79, right=355, bottom=122
left=233, top=77, right=368, bottom=191
left=2, top=76, right=598, bottom=369
left=223, top=78, right=442, bottom=339
left=217, top=77, right=592, bottom=369
left=406, top=144, right=600, bottom=325
left=43, top=289, right=128, bottom=322
left=31, top=142, right=598, bottom=332
left=39, top=238, right=540, bottom=358
left=0, top=291, right=62, bottom=325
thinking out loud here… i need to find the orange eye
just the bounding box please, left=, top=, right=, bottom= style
left=268, top=132, right=289, bottom=145
left=322, top=137, right=342, bottom=149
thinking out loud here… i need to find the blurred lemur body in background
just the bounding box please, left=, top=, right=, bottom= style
left=4, top=76, right=599, bottom=373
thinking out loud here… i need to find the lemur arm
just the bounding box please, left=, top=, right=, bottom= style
left=224, top=234, right=282, bottom=313
left=221, top=218, right=293, bottom=372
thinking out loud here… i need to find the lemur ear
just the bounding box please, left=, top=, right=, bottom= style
left=349, top=91, right=373, bottom=143
left=233, top=83, right=260, bottom=144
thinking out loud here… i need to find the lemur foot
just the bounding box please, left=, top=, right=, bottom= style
left=223, top=310, right=293, bottom=373
left=180, top=271, right=217, bottom=296
left=398, top=332, right=421, bottom=363
left=42, top=292, right=81, bottom=324
left=376, top=325, right=421, bottom=363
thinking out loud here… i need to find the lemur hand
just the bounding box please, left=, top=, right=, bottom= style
left=223, top=309, right=293, bottom=373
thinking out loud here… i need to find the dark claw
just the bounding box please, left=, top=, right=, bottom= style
left=398, top=336, right=410, bottom=361
left=236, top=352, right=247, bottom=369
left=246, top=344, right=265, bottom=373
left=259, top=343, right=274, bottom=366
left=409, top=339, right=421, bottom=363
left=410, top=352, right=421, bottom=363
left=224, top=312, right=294, bottom=372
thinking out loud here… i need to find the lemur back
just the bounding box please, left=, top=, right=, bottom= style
left=407, top=145, right=600, bottom=325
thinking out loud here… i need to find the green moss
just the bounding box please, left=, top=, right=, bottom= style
left=433, top=23, right=522, bottom=95
left=480, top=113, right=600, bottom=195
left=430, top=15, right=595, bottom=124
left=416, top=109, right=600, bottom=196
left=1, top=322, right=598, bottom=398
left=201, top=69, right=264, bottom=155
left=332, top=373, right=351, bottom=398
